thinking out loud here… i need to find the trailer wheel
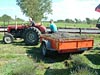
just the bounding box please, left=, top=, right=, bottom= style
left=41, top=43, right=48, bottom=56
left=3, top=33, right=14, bottom=44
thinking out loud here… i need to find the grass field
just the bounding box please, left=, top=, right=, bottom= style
left=43, top=22, right=96, bottom=28
left=0, top=21, right=96, bottom=28
left=0, top=33, right=100, bottom=75
left=0, top=21, right=28, bottom=27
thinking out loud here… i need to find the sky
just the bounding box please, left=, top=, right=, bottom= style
left=0, top=0, right=100, bottom=21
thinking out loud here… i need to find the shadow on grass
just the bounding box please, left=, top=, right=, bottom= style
left=26, top=46, right=70, bottom=63
left=0, top=39, right=4, bottom=44
left=12, top=41, right=25, bottom=46
left=95, top=69, right=100, bottom=75
left=0, top=39, right=25, bottom=46
left=44, top=68, right=100, bottom=75
left=85, top=54, right=100, bottom=65
left=44, top=66, right=100, bottom=75
left=93, top=47, right=100, bottom=50
left=44, top=68, right=70, bottom=75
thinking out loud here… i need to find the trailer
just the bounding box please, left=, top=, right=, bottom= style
left=40, top=32, right=94, bottom=56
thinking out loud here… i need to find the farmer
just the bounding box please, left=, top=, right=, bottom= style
left=49, top=19, right=57, bottom=33
left=29, top=18, right=35, bottom=26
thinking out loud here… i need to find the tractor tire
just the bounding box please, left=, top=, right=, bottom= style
left=21, top=29, right=27, bottom=38
left=23, top=27, right=41, bottom=45
left=3, top=33, right=14, bottom=44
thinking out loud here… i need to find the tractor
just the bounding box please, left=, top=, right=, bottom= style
left=3, top=23, right=46, bottom=45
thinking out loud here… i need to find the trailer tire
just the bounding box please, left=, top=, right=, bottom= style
left=41, top=43, right=48, bottom=57
left=3, top=33, right=14, bottom=44
left=23, top=27, right=41, bottom=45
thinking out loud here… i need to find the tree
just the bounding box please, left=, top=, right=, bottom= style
left=16, top=0, right=52, bottom=22
left=65, top=18, right=74, bottom=23
left=75, top=18, right=82, bottom=23
left=16, top=18, right=24, bottom=21
left=57, top=20, right=64, bottom=22
left=0, top=17, right=2, bottom=21
left=86, top=18, right=91, bottom=24
left=91, top=19, right=97, bottom=24
left=75, top=18, right=79, bottom=23
left=1, top=14, right=13, bottom=22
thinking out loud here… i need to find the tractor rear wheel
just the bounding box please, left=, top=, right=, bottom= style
left=23, top=27, right=41, bottom=45
left=3, top=33, right=14, bottom=44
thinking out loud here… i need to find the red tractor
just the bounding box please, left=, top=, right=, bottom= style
left=3, top=23, right=46, bottom=45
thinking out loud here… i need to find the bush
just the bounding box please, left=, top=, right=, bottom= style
left=71, top=54, right=87, bottom=68
left=70, top=66, right=98, bottom=75
left=70, top=54, right=98, bottom=75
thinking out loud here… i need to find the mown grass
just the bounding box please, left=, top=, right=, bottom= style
left=0, top=33, right=100, bottom=75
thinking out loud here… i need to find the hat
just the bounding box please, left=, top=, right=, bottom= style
left=29, top=18, right=32, bottom=21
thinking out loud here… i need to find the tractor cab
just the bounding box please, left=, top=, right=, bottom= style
left=96, top=17, right=100, bottom=28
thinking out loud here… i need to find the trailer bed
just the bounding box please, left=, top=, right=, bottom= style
left=40, top=32, right=94, bottom=53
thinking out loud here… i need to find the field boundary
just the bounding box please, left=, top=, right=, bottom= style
left=0, top=26, right=100, bottom=34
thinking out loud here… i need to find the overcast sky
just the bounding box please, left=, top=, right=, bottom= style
left=49, top=0, right=100, bottom=21
left=0, top=0, right=100, bottom=21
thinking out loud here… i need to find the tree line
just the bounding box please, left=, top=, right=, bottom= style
left=0, top=14, right=24, bottom=22
left=0, top=14, right=98, bottom=25
left=57, top=18, right=97, bottom=24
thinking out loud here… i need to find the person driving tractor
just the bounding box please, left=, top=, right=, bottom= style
left=29, top=18, right=35, bottom=26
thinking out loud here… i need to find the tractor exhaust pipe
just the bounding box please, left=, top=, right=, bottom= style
left=15, top=16, right=17, bottom=30
left=3, top=20, right=5, bottom=35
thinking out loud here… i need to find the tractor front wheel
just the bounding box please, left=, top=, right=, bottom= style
left=3, top=33, right=14, bottom=44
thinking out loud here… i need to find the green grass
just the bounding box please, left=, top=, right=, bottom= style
left=0, top=33, right=100, bottom=75
left=0, top=21, right=96, bottom=28
left=0, top=21, right=28, bottom=26
left=43, top=22, right=96, bottom=28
